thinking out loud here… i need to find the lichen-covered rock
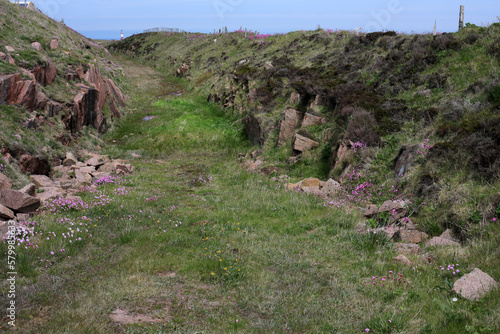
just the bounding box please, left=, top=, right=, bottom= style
left=278, top=108, right=304, bottom=145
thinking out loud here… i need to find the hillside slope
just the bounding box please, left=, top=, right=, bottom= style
left=109, top=25, right=500, bottom=240
left=0, top=0, right=126, bottom=187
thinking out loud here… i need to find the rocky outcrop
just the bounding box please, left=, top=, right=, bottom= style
left=453, top=268, right=498, bottom=301
left=66, top=85, right=107, bottom=133
left=0, top=52, right=15, bottom=65
left=393, top=145, right=419, bottom=177
left=32, top=60, right=58, bottom=86
left=278, top=108, right=303, bottom=145
left=176, top=63, right=190, bottom=77
left=0, top=74, right=37, bottom=111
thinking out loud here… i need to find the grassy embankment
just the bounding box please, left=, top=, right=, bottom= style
left=1, top=53, right=499, bottom=333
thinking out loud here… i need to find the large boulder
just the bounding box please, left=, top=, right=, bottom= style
left=0, top=189, right=41, bottom=213
left=300, top=177, right=321, bottom=193
left=320, top=178, right=341, bottom=198
left=278, top=108, right=304, bottom=145
left=453, top=268, right=498, bottom=301
left=293, top=134, right=319, bottom=152
left=29, top=175, right=56, bottom=188
left=0, top=174, right=13, bottom=191
left=19, top=155, right=50, bottom=176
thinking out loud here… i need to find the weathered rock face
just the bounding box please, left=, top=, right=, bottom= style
left=0, top=174, right=13, bottom=191
left=0, top=189, right=41, bottom=213
left=32, top=60, right=58, bottom=86
left=63, top=152, right=78, bottom=166
left=278, top=108, right=304, bottom=145
left=393, top=145, right=419, bottom=177
left=293, top=134, right=319, bottom=152
left=453, top=268, right=498, bottom=300
left=19, top=155, right=50, bottom=176
left=332, top=140, right=354, bottom=174
left=244, top=115, right=264, bottom=146
left=66, top=86, right=107, bottom=133
left=0, top=74, right=37, bottom=111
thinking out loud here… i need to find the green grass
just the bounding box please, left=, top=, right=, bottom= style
left=1, top=58, right=499, bottom=334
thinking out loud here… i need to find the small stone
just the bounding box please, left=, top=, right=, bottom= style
left=440, top=229, right=458, bottom=242
left=50, top=39, right=59, bottom=50
left=393, top=243, right=423, bottom=255
left=63, top=152, right=78, bottom=166
left=19, top=183, right=36, bottom=197
left=31, top=42, right=43, bottom=52
left=393, top=254, right=412, bottom=266
left=293, top=134, right=319, bottom=152
left=393, top=230, right=429, bottom=244
left=5, top=46, right=15, bottom=53
left=453, top=268, right=498, bottom=301
left=426, top=237, right=461, bottom=247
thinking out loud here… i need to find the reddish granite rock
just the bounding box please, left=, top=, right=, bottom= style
left=0, top=174, right=13, bottom=191
left=0, top=188, right=41, bottom=213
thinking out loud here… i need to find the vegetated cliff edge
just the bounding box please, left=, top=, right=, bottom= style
left=0, top=0, right=126, bottom=185
left=109, top=25, right=500, bottom=239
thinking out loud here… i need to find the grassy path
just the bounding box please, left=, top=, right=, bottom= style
left=2, top=59, right=499, bottom=334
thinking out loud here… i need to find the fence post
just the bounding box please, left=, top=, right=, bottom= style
left=433, top=20, right=437, bottom=36
left=245, top=28, right=247, bottom=38
left=459, top=5, right=464, bottom=30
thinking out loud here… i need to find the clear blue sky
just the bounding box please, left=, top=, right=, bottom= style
left=30, top=0, right=500, bottom=40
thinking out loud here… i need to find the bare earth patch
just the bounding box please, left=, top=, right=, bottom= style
left=109, top=309, right=159, bottom=325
